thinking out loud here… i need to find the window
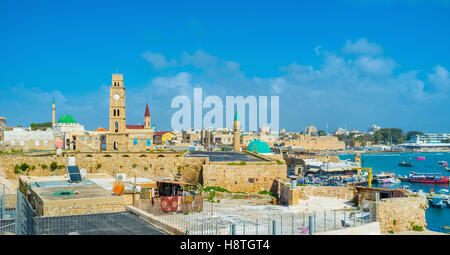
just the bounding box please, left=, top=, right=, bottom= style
left=133, top=139, right=138, bottom=146
left=44, top=140, right=48, bottom=146
left=115, top=121, right=118, bottom=133
left=114, top=109, right=116, bottom=116
left=146, top=139, right=151, bottom=146
left=11, top=140, right=15, bottom=146
left=20, top=140, right=24, bottom=146
left=35, top=140, right=39, bottom=146
left=117, top=109, right=120, bottom=116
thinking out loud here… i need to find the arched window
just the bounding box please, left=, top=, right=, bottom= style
left=117, top=109, right=120, bottom=116
left=113, top=109, right=116, bottom=116
left=115, top=121, right=118, bottom=133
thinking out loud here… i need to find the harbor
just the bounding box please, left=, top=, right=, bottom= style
left=340, top=151, right=450, bottom=232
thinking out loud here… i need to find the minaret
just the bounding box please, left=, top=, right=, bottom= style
left=233, top=111, right=240, bottom=152
left=144, top=104, right=151, bottom=129
left=52, top=98, right=55, bottom=126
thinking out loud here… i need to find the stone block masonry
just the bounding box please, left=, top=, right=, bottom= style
left=202, top=162, right=287, bottom=193
left=1, top=154, right=206, bottom=185
left=376, top=197, right=428, bottom=234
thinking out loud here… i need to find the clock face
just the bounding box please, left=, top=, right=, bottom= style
left=113, top=94, right=120, bottom=100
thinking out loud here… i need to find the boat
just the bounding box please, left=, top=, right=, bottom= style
left=438, top=161, right=448, bottom=167
left=373, top=172, right=400, bottom=184
left=415, top=156, right=426, bottom=161
left=400, top=185, right=411, bottom=191
left=398, top=161, right=413, bottom=167
left=430, top=196, right=446, bottom=208
left=446, top=167, right=450, bottom=172
left=409, top=172, right=450, bottom=184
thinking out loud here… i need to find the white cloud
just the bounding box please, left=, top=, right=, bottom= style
left=428, top=65, right=450, bottom=94
left=142, top=51, right=176, bottom=69
left=354, top=56, right=397, bottom=76
left=342, top=38, right=383, bottom=56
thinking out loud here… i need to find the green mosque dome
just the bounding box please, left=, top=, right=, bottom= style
left=247, top=139, right=272, bottom=154
left=57, top=115, right=77, bottom=124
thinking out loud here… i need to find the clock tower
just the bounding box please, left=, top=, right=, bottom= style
left=109, top=74, right=126, bottom=133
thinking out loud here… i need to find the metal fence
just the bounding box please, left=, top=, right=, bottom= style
left=135, top=198, right=378, bottom=235
left=1, top=189, right=169, bottom=235
left=1, top=188, right=377, bottom=235
left=0, top=184, right=16, bottom=234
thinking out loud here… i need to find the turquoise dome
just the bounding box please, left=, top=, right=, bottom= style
left=57, top=115, right=77, bottom=124
left=247, top=139, right=272, bottom=154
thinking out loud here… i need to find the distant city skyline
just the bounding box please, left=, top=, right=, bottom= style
left=1, top=0, right=449, bottom=133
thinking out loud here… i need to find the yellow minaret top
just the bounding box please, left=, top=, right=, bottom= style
left=109, top=74, right=126, bottom=133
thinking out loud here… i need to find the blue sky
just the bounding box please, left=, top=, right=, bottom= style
left=1, top=0, right=449, bottom=133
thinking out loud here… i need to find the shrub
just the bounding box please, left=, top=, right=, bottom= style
left=227, top=161, right=247, bottom=166
left=19, top=163, right=30, bottom=172
left=144, top=166, right=148, bottom=171
left=132, top=163, right=137, bottom=168
left=393, top=219, right=397, bottom=225
left=57, top=165, right=65, bottom=169
left=96, top=163, right=102, bottom=169
left=203, top=186, right=229, bottom=193
left=50, top=162, right=58, bottom=171
left=389, top=229, right=395, bottom=234
left=258, top=190, right=274, bottom=197
left=42, top=164, right=48, bottom=170
left=275, top=160, right=284, bottom=165
left=14, top=165, right=21, bottom=174
left=30, top=165, right=36, bottom=171
left=412, top=225, right=424, bottom=232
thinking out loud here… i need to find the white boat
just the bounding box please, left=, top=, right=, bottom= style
left=373, top=172, right=400, bottom=184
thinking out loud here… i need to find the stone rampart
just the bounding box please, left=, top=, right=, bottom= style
left=376, top=197, right=428, bottom=234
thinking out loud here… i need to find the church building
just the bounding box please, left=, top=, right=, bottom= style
left=105, top=74, right=154, bottom=151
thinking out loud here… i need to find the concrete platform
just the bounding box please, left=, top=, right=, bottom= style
left=20, top=175, right=126, bottom=216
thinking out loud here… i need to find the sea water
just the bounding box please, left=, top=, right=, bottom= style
left=339, top=151, right=450, bottom=232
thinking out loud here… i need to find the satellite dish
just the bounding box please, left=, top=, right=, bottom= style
left=56, top=148, right=63, bottom=156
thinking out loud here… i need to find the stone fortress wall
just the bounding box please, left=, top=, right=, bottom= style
left=376, top=197, right=428, bottom=233
left=0, top=153, right=206, bottom=185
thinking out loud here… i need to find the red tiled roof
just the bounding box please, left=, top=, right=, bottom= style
left=154, top=131, right=172, bottom=136
left=145, top=104, right=150, bottom=117
left=126, top=125, right=144, bottom=129
left=94, top=127, right=108, bottom=132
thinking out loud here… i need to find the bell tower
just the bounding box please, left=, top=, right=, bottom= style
left=109, top=74, right=126, bottom=133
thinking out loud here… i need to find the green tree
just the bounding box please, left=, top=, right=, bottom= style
left=317, top=130, right=326, bottom=136
left=30, top=122, right=52, bottom=131
left=406, top=131, right=424, bottom=141
left=373, top=128, right=405, bottom=145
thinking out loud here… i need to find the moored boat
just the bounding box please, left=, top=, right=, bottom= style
left=430, top=196, right=446, bottom=208
left=409, top=172, right=449, bottom=184
left=373, top=172, right=400, bottom=184
left=438, top=161, right=448, bottom=167
left=415, top=156, right=426, bottom=161
left=398, top=161, right=413, bottom=167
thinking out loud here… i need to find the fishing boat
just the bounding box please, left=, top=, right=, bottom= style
left=398, top=161, right=413, bottom=167
left=415, top=156, right=426, bottom=161
left=409, top=172, right=450, bottom=184
left=373, top=172, right=400, bottom=184
left=438, top=161, right=448, bottom=167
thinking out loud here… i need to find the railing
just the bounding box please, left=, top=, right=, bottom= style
left=135, top=198, right=378, bottom=235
